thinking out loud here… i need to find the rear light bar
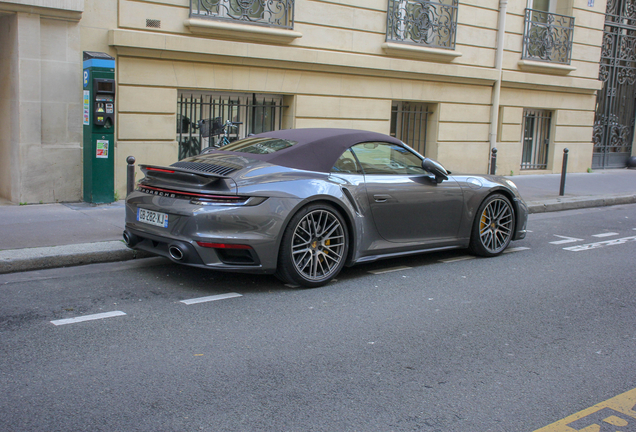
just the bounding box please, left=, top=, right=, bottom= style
left=138, top=185, right=245, bottom=201
left=136, top=185, right=267, bottom=206
left=197, top=242, right=253, bottom=250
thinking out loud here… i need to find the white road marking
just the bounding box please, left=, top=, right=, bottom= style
left=564, top=235, right=636, bottom=252
left=51, top=311, right=126, bottom=326
left=369, top=266, right=412, bottom=274
left=180, top=293, right=243, bottom=305
left=549, top=235, right=583, bottom=245
left=439, top=256, right=475, bottom=263
left=503, top=247, right=531, bottom=253
left=592, top=232, right=619, bottom=238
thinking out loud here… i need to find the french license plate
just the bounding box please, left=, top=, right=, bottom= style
left=137, top=208, right=169, bottom=228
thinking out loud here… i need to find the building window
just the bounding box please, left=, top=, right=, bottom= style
left=522, top=0, right=574, bottom=64
left=391, top=102, right=430, bottom=155
left=521, top=109, right=552, bottom=170
left=386, top=0, right=458, bottom=50
left=177, top=92, right=286, bottom=160
left=190, top=0, right=295, bottom=29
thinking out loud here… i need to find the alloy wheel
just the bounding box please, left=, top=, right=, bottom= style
left=478, top=197, right=513, bottom=254
left=291, top=209, right=346, bottom=282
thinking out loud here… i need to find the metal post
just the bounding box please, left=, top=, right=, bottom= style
left=559, top=148, right=569, bottom=196
left=489, top=148, right=497, bottom=175
left=126, top=156, right=136, bottom=197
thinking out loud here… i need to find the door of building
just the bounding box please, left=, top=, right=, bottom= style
left=592, top=0, right=636, bottom=169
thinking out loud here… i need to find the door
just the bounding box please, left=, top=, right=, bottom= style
left=350, top=142, right=464, bottom=243
left=593, top=0, right=636, bottom=169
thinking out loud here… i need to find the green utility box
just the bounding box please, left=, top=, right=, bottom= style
left=83, top=51, right=116, bottom=203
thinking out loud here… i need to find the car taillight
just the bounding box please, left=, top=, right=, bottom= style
left=196, top=242, right=253, bottom=250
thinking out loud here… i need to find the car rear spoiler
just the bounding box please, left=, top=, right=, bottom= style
left=138, top=164, right=236, bottom=192
left=140, top=164, right=229, bottom=179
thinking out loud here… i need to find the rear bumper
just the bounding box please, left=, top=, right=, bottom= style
left=123, top=227, right=274, bottom=274
left=123, top=191, right=299, bottom=273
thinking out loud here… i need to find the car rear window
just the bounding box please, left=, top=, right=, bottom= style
left=221, top=137, right=297, bottom=154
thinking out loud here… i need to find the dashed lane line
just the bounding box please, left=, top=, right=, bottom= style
left=534, top=387, right=636, bottom=431
left=437, top=247, right=530, bottom=264
left=439, top=256, right=475, bottom=263
left=503, top=246, right=531, bottom=253
left=550, top=235, right=583, bottom=245
left=564, top=235, right=636, bottom=252
left=51, top=311, right=126, bottom=326
left=368, top=266, right=412, bottom=275
left=180, top=293, right=243, bottom=305
left=592, top=232, right=619, bottom=238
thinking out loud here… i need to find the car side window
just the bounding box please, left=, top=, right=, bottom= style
left=350, top=142, right=426, bottom=175
left=331, top=149, right=362, bottom=174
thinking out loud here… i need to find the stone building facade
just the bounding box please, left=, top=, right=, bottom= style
left=0, top=0, right=611, bottom=203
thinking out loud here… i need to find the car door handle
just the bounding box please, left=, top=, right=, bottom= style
left=373, top=194, right=392, bottom=203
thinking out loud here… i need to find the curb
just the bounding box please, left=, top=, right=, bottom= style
left=1, top=195, right=635, bottom=275
left=0, top=241, right=152, bottom=274
left=526, top=194, right=636, bottom=214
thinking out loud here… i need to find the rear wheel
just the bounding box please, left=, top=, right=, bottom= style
left=276, top=203, right=349, bottom=288
left=469, top=194, right=515, bottom=257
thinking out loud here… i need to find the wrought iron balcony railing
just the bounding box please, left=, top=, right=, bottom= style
left=522, top=8, right=575, bottom=65
left=190, top=0, right=295, bottom=29
left=386, top=0, right=458, bottom=50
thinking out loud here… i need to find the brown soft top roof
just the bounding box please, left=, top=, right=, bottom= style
left=212, top=128, right=405, bottom=173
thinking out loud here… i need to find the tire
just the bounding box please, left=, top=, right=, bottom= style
left=276, top=203, right=349, bottom=288
left=468, top=194, right=515, bottom=257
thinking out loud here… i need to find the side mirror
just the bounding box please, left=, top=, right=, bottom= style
left=422, top=158, right=449, bottom=183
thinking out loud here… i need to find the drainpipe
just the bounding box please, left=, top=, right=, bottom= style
left=488, top=0, right=508, bottom=174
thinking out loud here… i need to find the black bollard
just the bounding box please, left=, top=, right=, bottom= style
left=126, top=156, right=136, bottom=196
left=559, top=148, right=569, bottom=196
left=489, top=148, right=497, bottom=175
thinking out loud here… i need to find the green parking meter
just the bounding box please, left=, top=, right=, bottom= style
left=83, top=51, right=116, bottom=203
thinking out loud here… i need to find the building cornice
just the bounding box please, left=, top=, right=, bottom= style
left=517, top=59, right=577, bottom=75
left=0, top=0, right=82, bottom=19
left=502, top=70, right=602, bottom=94
left=108, top=29, right=602, bottom=94
left=381, top=42, right=462, bottom=62
left=184, top=18, right=302, bottom=44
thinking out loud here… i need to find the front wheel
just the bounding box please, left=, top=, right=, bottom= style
left=469, top=194, right=515, bottom=257
left=276, top=204, right=349, bottom=288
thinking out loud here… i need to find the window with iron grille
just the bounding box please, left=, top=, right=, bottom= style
left=176, top=92, right=286, bottom=160
left=386, top=0, right=458, bottom=50
left=190, top=0, right=295, bottom=29
left=391, top=102, right=430, bottom=155
left=521, top=0, right=574, bottom=65
left=521, top=109, right=552, bottom=170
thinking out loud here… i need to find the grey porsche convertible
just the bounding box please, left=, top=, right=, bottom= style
left=123, top=128, right=528, bottom=287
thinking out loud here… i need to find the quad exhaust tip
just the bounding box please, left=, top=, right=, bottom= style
left=123, top=230, right=140, bottom=247
left=168, top=245, right=184, bottom=261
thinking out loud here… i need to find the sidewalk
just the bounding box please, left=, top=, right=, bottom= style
left=1, top=169, right=635, bottom=274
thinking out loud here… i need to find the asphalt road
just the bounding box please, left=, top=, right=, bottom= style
left=1, top=204, right=635, bottom=432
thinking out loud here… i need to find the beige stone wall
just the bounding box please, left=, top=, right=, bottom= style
left=0, top=14, right=18, bottom=202
left=113, top=54, right=504, bottom=190
left=0, top=0, right=83, bottom=204
left=496, top=88, right=598, bottom=175
left=73, top=0, right=608, bottom=196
